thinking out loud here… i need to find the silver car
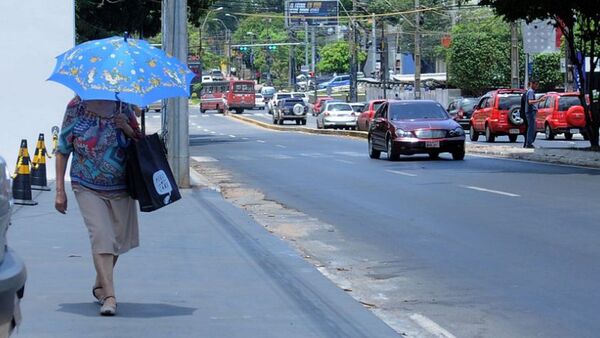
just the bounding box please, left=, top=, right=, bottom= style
left=316, top=101, right=357, bottom=130
left=0, top=156, right=26, bottom=337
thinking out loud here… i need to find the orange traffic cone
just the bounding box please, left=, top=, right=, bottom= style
left=12, top=139, right=38, bottom=206
left=31, top=133, right=51, bottom=191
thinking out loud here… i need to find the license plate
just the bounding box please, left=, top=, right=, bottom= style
left=425, top=141, right=440, bottom=148
left=509, top=129, right=520, bottom=134
left=570, top=128, right=579, bottom=134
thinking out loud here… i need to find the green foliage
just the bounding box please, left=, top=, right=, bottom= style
left=447, top=11, right=513, bottom=95
left=75, top=0, right=215, bottom=43
left=533, top=53, right=562, bottom=92
left=318, top=41, right=367, bottom=74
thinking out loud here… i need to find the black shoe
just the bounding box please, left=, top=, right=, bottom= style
left=525, top=144, right=535, bottom=149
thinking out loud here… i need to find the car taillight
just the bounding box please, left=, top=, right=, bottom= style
left=457, top=109, right=464, bottom=119
left=351, top=112, right=356, bottom=117
left=324, top=112, right=330, bottom=116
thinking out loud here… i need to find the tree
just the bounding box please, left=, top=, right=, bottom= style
left=318, top=41, right=367, bottom=74
left=479, top=0, right=600, bottom=149
left=533, top=53, right=562, bottom=92
left=76, top=0, right=215, bottom=42
left=446, top=11, right=513, bottom=96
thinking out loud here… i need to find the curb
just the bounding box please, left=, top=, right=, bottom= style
left=227, top=112, right=600, bottom=169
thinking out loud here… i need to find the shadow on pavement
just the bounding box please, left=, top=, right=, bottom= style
left=57, top=302, right=197, bottom=318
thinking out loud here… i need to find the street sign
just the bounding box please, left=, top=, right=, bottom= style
left=286, top=0, right=338, bottom=27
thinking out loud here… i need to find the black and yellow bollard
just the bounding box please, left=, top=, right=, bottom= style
left=12, top=139, right=38, bottom=206
left=31, top=133, right=51, bottom=191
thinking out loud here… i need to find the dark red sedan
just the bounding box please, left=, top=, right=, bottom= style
left=356, top=99, right=386, bottom=131
left=368, top=100, right=466, bottom=160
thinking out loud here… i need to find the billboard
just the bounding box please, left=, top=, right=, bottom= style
left=286, top=0, right=338, bottom=27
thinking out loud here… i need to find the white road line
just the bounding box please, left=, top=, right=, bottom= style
left=410, top=313, right=456, bottom=338
left=219, top=133, right=225, bottom=136
left=196, top=126, right=203, bottom=129
left=203, top=129, right=210, bottom=132
left=461, top=185, right=520, bottom=197
left=190, top=156, right=218, bottom=163
left=264, top=154, right=293, bottom=159
left=190, top=114, right=198, bottom=118
left=386, top=169, right=417, bottom=177
left=229, top=135, right=236, bottom=138
left=191, top=122, right=197, bottom=126
left=335, top=159, right=354, bottom=164
left=257, top=140, right=266, bottom=143
left=334, top=151, right=364, bottom=157
left=210, top=131, right=216, bottom=134
left=242, top=137, right=249, bottom=140
left=276, top=145, right=286, bottom=148
left=151, top=115, right=160, bottom=119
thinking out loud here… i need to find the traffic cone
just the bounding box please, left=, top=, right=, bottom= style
left=31, top=133, right=51, bottom=191
left=12, top=139, right=38, bottom=206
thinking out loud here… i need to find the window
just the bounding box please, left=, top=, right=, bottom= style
left=233, top=82, right=254, bottom=93
left=389, top=102, right=449, bottom=120
left=374, top=103, right=386, bottom=118
left=558, top=96, right=581, bottom=111
left=497, top=94, right=521, bottom=110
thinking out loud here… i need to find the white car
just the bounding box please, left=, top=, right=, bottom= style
left=291, top=92, right=309, bottom=105
left=267, top=92, right=292, bottom=114
left=254, top=94, right=266, bottom=109
left=316, top=101, right=357, bottom=130
left=201, top=75, right=213, bottom=82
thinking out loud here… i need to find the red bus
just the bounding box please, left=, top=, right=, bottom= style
left=227, top=80, right=255, bottom=114
left=200, top=81, right=229, bottom=113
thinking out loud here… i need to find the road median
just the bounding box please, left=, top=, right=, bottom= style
left=228, top=112, right=600, bottom=168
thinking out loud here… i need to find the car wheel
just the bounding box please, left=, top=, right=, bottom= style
left=368, top=136, right=380, bottom=159
left=278, top=118, right=284, bottom=125
left=365, top=121, right=370, bottom=131
left=583, top=132, right=590, bottom=141
left=296, top=120, right=301, bottom=125
left=301, top=119, right=307, bottom=125
left=452, top=149, right=465, bottom=160
left=386, top=137, right=399, bottom=161
left=508, top=105, right=524, bottom=125
left=201, top=109, right=206, bottom=114
left=508, top=134, right=518, bottom=143
left=545, top=124, right=555, bottom=140
left=272, top=116, right=277, bottom=124
left=564, top=132, right=573, bottom=140
left=429, top=152, right=440, bottom=160
left=469, top=125, right=479, bottom=142
left=485, top=125, right=495, bottom=143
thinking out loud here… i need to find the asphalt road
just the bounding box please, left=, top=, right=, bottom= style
left=149, top=108, right=600, bottom=337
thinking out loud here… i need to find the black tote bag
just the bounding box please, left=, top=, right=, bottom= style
left=126, top=133, right=181, bottom=212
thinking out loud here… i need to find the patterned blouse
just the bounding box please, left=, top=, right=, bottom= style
left=57, top=97, right=139, bottom=192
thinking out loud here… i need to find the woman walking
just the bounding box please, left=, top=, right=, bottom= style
left=55, top=97, right=140, bottom=316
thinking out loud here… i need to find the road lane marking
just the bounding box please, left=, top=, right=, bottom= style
left=190, top=114, right=198, bottom=118
left=264, top=154, right=293, bottom=159
left=152, top=115, right=160, bottom=119
left=335, top=159, right=354, bottom=164
left=386, top=170, right=417, bottom=177
left=242, top=137, right=249, bottom=140
left=191, top=156, right=218, bottom=162
left=461, top=185, right=520, bottom=197
left=203, top=129, right=210, bottom=132
left=300, top=152, right=330, bottom=158
left=229, top=135, right=236, bottom=138
left=276, top=145, right=286, bottom=148
left=334, top=151, right=364, bottom=157
left=410, top=313, right=456, bottom=338
left=191, top=122, right=197, bottom=126
left=219, top=133, right=225, bottom=136
left=210, top=131, right=216, bottom=134
left=257, top=140, right=266, bottom=143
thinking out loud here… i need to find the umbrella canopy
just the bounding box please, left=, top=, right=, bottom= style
left=48, top=35, right=195, bottom=106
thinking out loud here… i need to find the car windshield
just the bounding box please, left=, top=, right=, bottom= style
left=293, top=93, right=306, bottom=98
left=558, top=96, right=582, bottom=111
left=373, top=102, right=384, bottom=111
left=389, top=102, right=449, bottom=120
left=278, top=93, right=291, bottom=99
left=460, top=98, right=476, bottom=112
left=262, top=87, right=276, bottom=94
left=497, top=94, right=521, bottom=110
left=233, top=83, right=254, bottom=93
left=283, top=99, right=304, bottom=106
left=256, top=94, right=263, bottom=98
left=328, top=103, right=352, bottom=111
left=350, top=105, right=364, bottom=112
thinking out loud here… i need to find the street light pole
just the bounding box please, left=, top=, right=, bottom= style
left=246, top=31, right=257, bottom=80
left=213, top=18, right=231, bottom=77
left=414, top=0, right=421, bottom=99
left=199, top=7, right=223, bottom=80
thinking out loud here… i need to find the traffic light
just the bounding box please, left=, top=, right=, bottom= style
left=239, top=46, right=249, bottom=52
left=267, top=45, right=277, bottom=51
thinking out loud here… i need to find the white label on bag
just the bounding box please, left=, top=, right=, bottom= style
left=153, top=170, right=172, bottom=197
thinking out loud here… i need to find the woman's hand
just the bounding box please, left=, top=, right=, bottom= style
left=115, top=114, right=136, bottom=138
left=55, top=189, right=67, bottom=214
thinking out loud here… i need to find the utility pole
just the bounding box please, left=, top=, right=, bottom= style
left=311, top=27, right=316, bottom=73
left=414, top=0, right=421, bottom=99
left=305, top=21, right=309, bottom=70
left=381, top=23, right=387, bottom=99
left=371, top=13, right=376, bottom=77
left=510, top=21, right=519, bottom=88
left=349, top=0, right=358, bottom=102
left=162, top=0, right=189, bottom=187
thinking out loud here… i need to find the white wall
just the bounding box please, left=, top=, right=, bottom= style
left=0, top=0, right=75, bottom=179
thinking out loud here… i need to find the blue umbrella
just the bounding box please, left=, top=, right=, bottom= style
left=48, top=34, right=195, bottom=106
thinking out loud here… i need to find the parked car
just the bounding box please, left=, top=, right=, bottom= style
left=447, top=97, right=477, bottom=129
left=273, top=98, right=308, bottom=125
left=210, top=69, right=224, bottom=81
left=356, top=99, right=386, bottom=131
left=0, top=155, right=26, bottom=337
left=291, top=92, right=309, bottom=105
left=267, top=92, right=292, bottom=114
left=535, top=92, right=587, bottom=140
left=350, top=102, right=366, bottom=114
left=318, top=75, right=351, bottom=89
left=367, top=100, right=465, bottom=160
left=201, top=75, right=213, bottom=83
left=312, top=97, right=334, bottom=116
left=469, top=89, right=526, bottom=143
left=254, top=93, right=266, bottom=109
left=316, top=101, right=357, bottom=130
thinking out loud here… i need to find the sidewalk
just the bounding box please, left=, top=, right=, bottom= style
left=9, top=180, right=399, bottom=337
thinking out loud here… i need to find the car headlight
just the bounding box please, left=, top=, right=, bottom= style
left=448, top=127, right=465, bottom=137
left=395, top=129, right=413, bottom=137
